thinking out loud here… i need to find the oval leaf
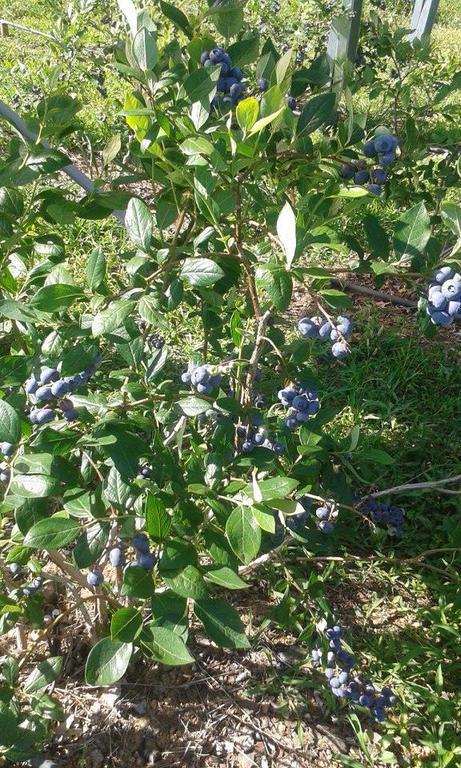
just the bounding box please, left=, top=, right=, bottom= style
left=85, top=638, right=133, bottom=686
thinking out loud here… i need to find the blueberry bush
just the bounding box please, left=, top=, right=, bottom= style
left=0, top=0, right=461, bottom=764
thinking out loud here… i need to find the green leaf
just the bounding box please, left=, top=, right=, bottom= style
left=125, top=197, right=153, bottom=251
left=29, top=284, right=84, bottom=312
left=236, top=97, right=259, bottom=132
left=178, top=396, right=210, bottom=416
left=149, top=626, right=194, bottom=665
left=111, top=608, right=143, bottom=642
left=245, top=476, right=298, bottom=500
left=160, top=0, right=192, bottom=36
left=151, top=592, right=188, bottom=635
left=248, top=106, right=284, bottom=136
left=133, top=26, right=158, bottom=71
left=362, top=448, right=395, bottom=465
left=277, top=201, right=297, bottom=269
left=180, top=258, right=225, bottom=287
left=181, top=68, right=220, bottom=103
left=9, top=473, right=58, bottom=498
left=146, top=494, right=171, bottom=540
left=227, top=34, right=259, bottom=66
left=195, top=598, right=250, bottom=649
left=225, top=507, right=261, bottom=565
left=85, top=638, right=133, bottom=686
left=296, top=93, right=336, bottom=137
left=364, top=214, right=389, bottom=261
left=318, top=288, right=352, bottom=309
left=121, top=565, right=155, bottom=598
left=205, top=566, right=249, bottom=590
left=441, top=201, right=461, bottom=239
left=102, top=134, right=122, bottom=166
left=24, top=656, right=63, bottom=693
left=73, top=523, right=109, bottom=568
left=164, top=565, right=208, bottom=599
left=207, top=0, right=244, bottom=37
left=0, top=709, right=19, bottom=748
left=24, top=517, right=81, bottom=550
left=92, top=300, right=135, bottom=336
left=393, top=202, right=431, bottom=264
left=180, top=136, right=215, bottom=156
left=291, top=53, right=331, bottom=95
left=0, top=400, right=21, bottom=443
left=86, top=247, right=106, bottom=291
left=104, top=467, right=132, bottom=507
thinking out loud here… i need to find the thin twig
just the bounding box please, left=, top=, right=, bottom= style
left=366, top=473, right=461, bottom=499
left=241, top=310, right=271, bottom=407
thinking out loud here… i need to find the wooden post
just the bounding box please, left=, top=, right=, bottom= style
left=409, top=0, right=440, bottom=41
left=327, top=0, right=364, bottom=91
left=0, top=20, right=9, bottom=36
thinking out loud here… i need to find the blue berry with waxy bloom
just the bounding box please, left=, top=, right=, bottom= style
left=441, top=278, right=461, bottom=301
left=433, top=265, right=454, bottom=284
left=109, top=547, right=125, bottom=568
left=0, top=469, right=10, bottom=482
left=136, top=551, right=156, bottom=570
left=374, top=133, right=398, bottom=154
left=51, top=379, right=69, bottom=397
left=257, top=77, right=268, bottom=91
left=35, top=385, right=54, bottom=402
left=63, top=408, right=79, bottom=421
left=380, top=150, right=396, bottom=166
left=24, top=375, right=38, bottom=394
left=286, top=96, right=297, bottom=110
left=298, top=317, right=320, bottom=338
left=87, top=569, right=104, bottom=587
left=367, top=183, right=382, bottom=196
left=39, top=367, right=59, bottom=385
left=0, top=442, right=14, bottom=456
left=8, top=562, right=21, bottom=576
left=372, top=168, right=388, bottom=184
left=354, top=169, right=370, bottom=184
left=35, top=408, right=56, bottom=425
left=340, top=163, right=355, bottom=180
left=363, top=139, right=377, bottom=157
left=331, top=341, right=350, bottom=358
left=132, top=533, right=150, bottom=553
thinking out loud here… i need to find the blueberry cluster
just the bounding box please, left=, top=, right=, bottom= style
left=425, top=266, right=461, bottom=327
left=278, top=384, right=320, bottom=428
left=137, top=464, right=152, bottom=480
left=298, top=315, right=353, bottom=358
left=359, top=498, right=404, bottom=535
left=0, top=442, right=14, bottom=483
left=87, top=533, right=157, bottom=587
left=237, top=423, right=284, bottom=455
left=129, top=533, right=157, bottom=570
left=181, top=362, right=222, bottom=395
left=0, top=467, right=10, bottom=483
left=201, top=47, right=246, bottom=107
left=340, top=130, right=399, bottom=196
left=25, top=362, right=97, bottom=425
left=149, top=333, right=165, bottom=349
left=314, top=500, right=337, bottom=533
left=312, top=624, right=398, bottom=722
left=22, top=575, right=43, bottom=597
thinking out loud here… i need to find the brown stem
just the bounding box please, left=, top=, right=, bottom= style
left=240, top=310, right=271, bottom=407
left=330, top=278, right=417, bottom=308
